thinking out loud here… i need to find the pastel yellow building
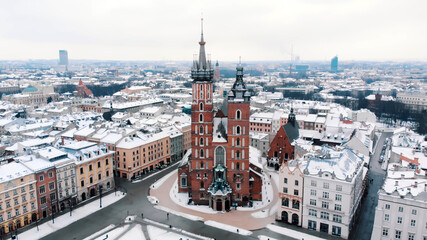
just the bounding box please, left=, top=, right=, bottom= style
left=0, top=162, right=38, bottom=235
left=62, top=141, right=115, bottom=202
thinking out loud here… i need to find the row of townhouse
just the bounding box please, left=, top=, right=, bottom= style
left=371, top=130, right=427, bottom=240
left=61, top=123, right=191, bottom=179
left=277, top=146, right=368, bottom=239
left=0, top=141, right=115, bottom=236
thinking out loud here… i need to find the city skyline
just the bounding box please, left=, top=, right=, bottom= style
left=0, top=0, right=426, bottom=62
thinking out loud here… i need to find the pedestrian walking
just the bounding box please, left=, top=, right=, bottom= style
left=141, top=213, right=143, bottom=218
left=167, top=213, right=169, bottom=219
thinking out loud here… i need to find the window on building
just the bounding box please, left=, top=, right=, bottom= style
left=323, top=182, right=329, bottom=189
left=398, top=206, right=403, bottom=212
left=39, top=175, right=44, bottom=182
left=397, top=217, right=402, bottom=224
left=310, top=199, right=316, bottom=206
left=333, top=214, right=342, bottom=223
left=336, top=194, right=342, bottom=201
left=311, top=180, right=316, bottom=187
left=412, top=209, right=417, bottom=215
left=384, top=214, right=389, bottom=221
left=295, top=180, right=299, bottom=186
left=49, top=182, right=55, bottom=190
left=385, top=204, right=390, bottom=209
left=80, top=168, right=84, bottom=174
left=89, top=165, right=93, bottom=171
left=236, top=110, right=241, bottom=120
left=332, top=226, right=341, bottom=236
left=284, top=178, right=288, bottom=184
left=336, top=185, right=342, bottom=191
left=282, top=198, right=289, bottom=207
left=200, top=102, right=204, bottom=111
left=236, top=126, right=241, bottom=135
left=395, top=230, right=401, bottom=239
left=49, top=171, right=53, bottom=178
left=382, top=228, right=388, bottom=236
left=39, top=185, right=46, bottom=194
left=408, top=233, right=415, bottom=240
left=320, top=212, right=329, bottom=220
left=335, top=204, right=342, bottom=211
left=411, top=219, right=416, bottom=227
left=283, top=187, right=288, bottom=194
left=41, top=196, right=46, bottom=205
left=310, top=189, right=316, bottom=196
left=199, top=114, right=203, bottom=122
left=81, top=180, right=84, bottom=187
left=294, top=189, right=299, bottom=196
left=322, top=192, right=329, bottom=199
left=322, top=201, right=329, bottom=209
left=309, top=209, right=317, bottom=217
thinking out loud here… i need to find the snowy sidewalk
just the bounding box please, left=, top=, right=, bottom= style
left=16, top=191, right=126, bottom=240
left=267, top=224, right=326, bottom=240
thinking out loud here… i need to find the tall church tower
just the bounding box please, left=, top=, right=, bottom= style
left=188, top=18, right=215, bottom=204
left=225, top=63, right=251, bottom=203
left=178, top=20, right=262, bottom=211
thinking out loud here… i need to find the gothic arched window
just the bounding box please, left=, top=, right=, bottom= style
left=236, top=110, right=241, bottom=120
left=200, top=102, right=204, bottom=111
left=200, top=149, right=204, bottom=158
left=199, top=114, right=203, bottom=122
left=236, top=126, right=241, bottom=135
left=215, top=146, right=225, bottom=166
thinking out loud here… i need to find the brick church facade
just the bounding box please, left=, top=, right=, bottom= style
left=178, top=21, right=262, bottom=211
left=267, top=109, right=300, bottom=170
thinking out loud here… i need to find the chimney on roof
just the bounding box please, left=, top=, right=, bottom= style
left=395, top=181, right=398, bottom=186
left=414, top=181, right=418, bottom=188
left=401, top=174, right=405, bottom=179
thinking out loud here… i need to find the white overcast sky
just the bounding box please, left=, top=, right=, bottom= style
left=0, top=0, right=426, bottom=61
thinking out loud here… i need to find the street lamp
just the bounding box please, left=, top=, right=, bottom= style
left=68, top=199, right=73, bottom=217
left=99, top=185, right=103, bottom=208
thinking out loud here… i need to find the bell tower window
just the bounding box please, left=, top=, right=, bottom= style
left=199, top=114, right=203, bottom=122
left=200, top=102, right=204, bottom=111
left=236, top=110, right=241, bottom=120
left=236, top=126, right=241, bottom=135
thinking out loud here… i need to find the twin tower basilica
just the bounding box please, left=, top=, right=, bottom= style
left=178, top=22, right=263, bottom=211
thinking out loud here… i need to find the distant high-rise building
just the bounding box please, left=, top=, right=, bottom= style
left=331, top=56, right=338, bottom=72
left=59, top=50, right=69, bottom=68
left=213, top=60, right=220, bottom=81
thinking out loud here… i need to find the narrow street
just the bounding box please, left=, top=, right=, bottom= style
left=349, top=131, right=392, bottom=240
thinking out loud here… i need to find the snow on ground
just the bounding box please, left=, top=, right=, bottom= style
left=150, top=169, right=177, bottom=189
left=154, top=205, right=203, bottom=221
left=267, top=224, right=326, bottom=240
left=249, top=146, right=263, bottom=169
left=147, top=196, right=159, bottom=204
left=18, top=191, right=126, bottom=240
left=258, top=235, right=278, bottom=240
left=82, top=224, right=115, bottom=240
left=147, top=225, right=195, bottom=240
left=87, top=224, right=146, bottom=240
left=204, top=220, right=252, bottom=236
left=237, top=172, right=274, bottom=211
left=170, top=179, right=220, bottom=214
left=91, top=224, right=131, bottom=240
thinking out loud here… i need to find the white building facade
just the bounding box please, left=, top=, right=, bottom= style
left=302, top=148, right=366, bottom=239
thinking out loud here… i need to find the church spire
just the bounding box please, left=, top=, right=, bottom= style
left=191, top=18, right=213, bottom=81
left=198, top=18, right=207, bottom=70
